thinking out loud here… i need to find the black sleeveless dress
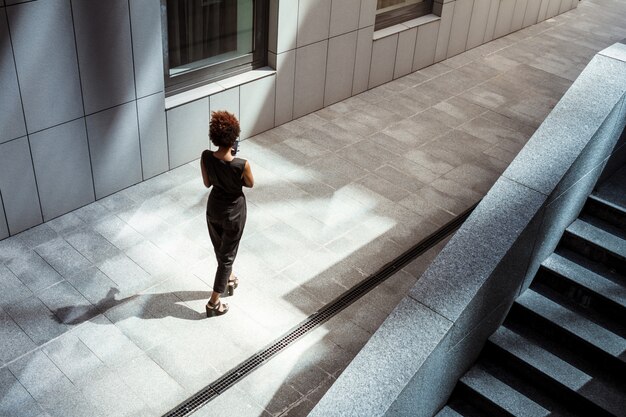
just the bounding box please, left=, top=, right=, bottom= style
left=201, top=150, right=247, bottom=294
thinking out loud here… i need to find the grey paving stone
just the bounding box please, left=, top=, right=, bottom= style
left=72, top=201, right=113, bottom=225
left=0, top=367, right=43, bottom=417
left=38, top=281, right=96, bottom=326
left=34, top=238, right=92, bottom=278
left=8, top=349, right=73, bottom=400
left=64, top=227, right=121, bottom=264
left=124, top=240, right=180, bottom=279
left=0, top=238, right=30, bottom=264
left=80, top=368, right=154, bottom=417
left=92, top=215, right=145, bottom=251
left=97, top=253, right=155, bottom=294
left=4, top=295, right=68, bottom=346
left=0, top=307, right=37, bottom=364
left=73, top=314, right=144, bottom=367
left=192, top=386, right=271, bottom=417
left=145, top=336, right=221, bottom=395
left=233, top=354, right=306, bottom=416
left=113, top=353, right=187, bottom=416
left=45, top=212, right=87, bottom=237
left=65, top=266, right=127, bottom=312
left=15, top=223, right=58, bottom=249
left=42, top=333, right=105, bottom=386
left=6, top=252, right=63, bottom=293
left=0, top=264, right=32, bottom=308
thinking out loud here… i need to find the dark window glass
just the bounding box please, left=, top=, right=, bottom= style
left=163, top=0, right=267, bottom=95
left=375, top=0, right=433, bottom=30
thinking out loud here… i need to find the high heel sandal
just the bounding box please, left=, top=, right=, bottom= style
left=205, top=299, right=228, bottom=317
left=223, top=276, right=239, bottom=297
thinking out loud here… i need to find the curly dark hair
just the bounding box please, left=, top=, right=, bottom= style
left=209, top=110, right=240, bottom=148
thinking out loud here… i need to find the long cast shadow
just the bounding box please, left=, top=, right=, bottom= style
left=52, top=288, right=210, bottom=325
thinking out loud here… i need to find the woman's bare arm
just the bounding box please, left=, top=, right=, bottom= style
left=242, top=161, right=254, bottom=188
left=200, top=158, right=211, bottom=188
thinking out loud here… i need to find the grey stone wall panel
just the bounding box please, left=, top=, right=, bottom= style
left=129, top=0, right=164, bottom=98
left=0, top=192, right=8, bottom=240
left=447, top=0, right=474, bottom=58
left=325, top=31, right=358, bottom=106
left=0, top=8, right=26, bottom=143
left=30, top=119, right=95, bottom=221
left=73, top=0, right=136, bottom=114
left=0, top=137, right=42, bottom=234
left=86, top=102, right=142, bottom=199
left=7, top=0, right=84, bottom=134
left=137, top=92, right=169, bottom=180
left=240, top=75, right=276, bottom=139
left=166, top=98, right=209, bottom=169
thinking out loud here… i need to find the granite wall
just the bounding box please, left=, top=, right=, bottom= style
left=0, top=0, right=579, bottom=240
left=309, top=41, right=626, bottom=417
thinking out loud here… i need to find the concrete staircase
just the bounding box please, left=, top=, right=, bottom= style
left=438, top=167, right=626, bottom=417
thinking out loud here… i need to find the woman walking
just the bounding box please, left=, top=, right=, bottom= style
left=200, top=111, right=254, bottom=317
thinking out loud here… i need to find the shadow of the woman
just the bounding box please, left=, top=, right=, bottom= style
left=53, top=288, right=212, bottom=325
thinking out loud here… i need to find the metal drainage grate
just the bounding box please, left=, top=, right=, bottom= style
left=163, top=202, right=479, bottom=417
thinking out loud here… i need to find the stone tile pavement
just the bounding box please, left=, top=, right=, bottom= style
left=2, top=0, right=626, bottom=416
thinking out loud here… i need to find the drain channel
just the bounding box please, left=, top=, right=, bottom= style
left=163, top=202, right=479, bottom=417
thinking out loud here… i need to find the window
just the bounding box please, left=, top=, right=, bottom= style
left=375, top=0, right=434, bottom=31
left=163, top=0, right=268, bottom=95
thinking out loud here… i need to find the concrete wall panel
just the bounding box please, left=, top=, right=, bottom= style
left=210, top=88, right=240, bottom=120
left=434, top=1, right=455, bottom=62
left=330, top=0, right=360, bottom=37
left=7, top=0, right=83, bottom=134
left=73, top=0, right=135, bottom=114
left=0, top=8, right=26, bottom=143
left=394, top=28, right=417, bottom=79
left=30, top=119, right=94, bottom=221
left=369, top=35, right=398, bottom=89
left=413, top=20, right=440, bottom=71
left=493, top=0, right=516, bottom=39
left=484, top=0, right=500, bottom=42
left=297, top=0, right=331, bottom=47
left=166, top=98, right=209, bottom=169
left=511, top=0, right=529, bottom=32
left=447, top=0, right=475, bottom=58
left=353, top=26, right=374, bottom=95
left=240, top=75, right=276, bottom=139
left=546, top=0, right=562, bottom=18
left=325, top=31, right=358, bottom=106
left=537, top=0, right=550, bottom=21
left=466, top=0, right=491, bottom=50
left=87, top=103, right=142, bottom=198
left=0, top=137, right=42, bottom=234
left=523, top=0, right=542, bottom=27
left=137, top=92, right=169, bottom=179
left=129, top=0, right=164, bottom=98
left=359, top=0, right=376, bottom=28
left=275, top=0, right=298, bottom=53
left=293, top=40, right=328, bottom=118
left=274, top=50, right=296, bottom=125
left=0, top=192, right=8, bottom=240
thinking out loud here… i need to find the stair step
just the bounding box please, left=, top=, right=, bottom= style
left=489, top=326, right=592, bottom=392
left=586, top=194, right=626, bottom=230
left=541, top=252, right=626, bottom=316
left=515, top=289, right=626, bottom=362
left=488, top=327, right=625, bottom=416
left=459, top=365, right=550, bottom=417
left=435, top=406, right=464, bottom=417
left=566, top=218, right=626, bottom=261
left=593, top=165, right=626, bottom=209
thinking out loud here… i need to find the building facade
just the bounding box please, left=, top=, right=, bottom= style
left=0, top=0, right=577, bottom=240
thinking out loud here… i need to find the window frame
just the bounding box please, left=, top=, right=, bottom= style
left=161, top=0, right=269, bottom=96
left=375, top=0, right=434, bottom=31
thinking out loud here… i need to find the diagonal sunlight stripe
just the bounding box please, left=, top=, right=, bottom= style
left=162, top=201, right=480, bottom=417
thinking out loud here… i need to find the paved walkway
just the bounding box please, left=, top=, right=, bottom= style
left=2, top=1, right=626, bottom=416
